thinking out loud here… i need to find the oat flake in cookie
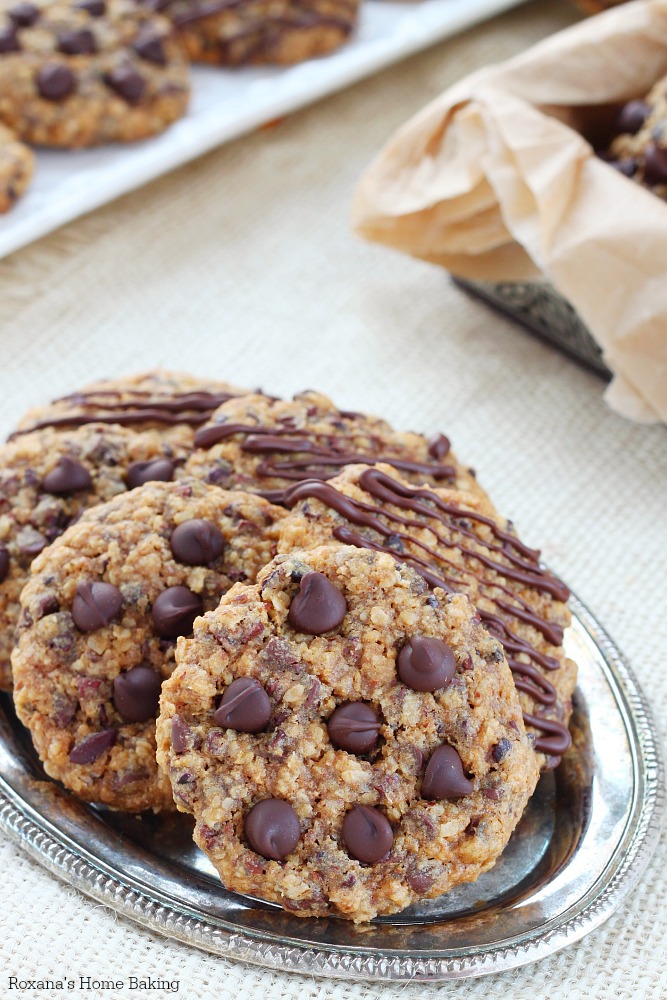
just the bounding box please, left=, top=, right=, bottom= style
left=0, top=422, right=196, bottom=691
left=143, top=0, right=360, bottom=67
left=12, top=369, right=251, bottom=438
left=184, top=390, right=487, bottom=506
left=0, top=0, right=190, bottom=147
left=279, top=464, right=577, bottom=770
left=12, top=478, right=284, bottom=811
left=156, top=545, right=539, bottom=921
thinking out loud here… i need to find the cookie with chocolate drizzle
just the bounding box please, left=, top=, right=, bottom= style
left=278, top=464, right=577, bottom=770
left=12, top=370, right=251, bottom=439
left=12, top=478, right=284, bottom=810
left=156, top=544, right=538, bottom=921
left=142, top=0, right=360, bottom=66
left=184, top=390, right=488, bottom=505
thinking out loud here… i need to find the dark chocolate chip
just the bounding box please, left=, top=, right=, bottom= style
left=342, top=805, right=393, bottom=864
left=170, top=519, right=224, bottom=567
left=213, top=677, right=271, bottom=733
left=72, top=581, right=122, bottom=632
left=37, top=63, right=76, bottom=101
left=643, top=143, right=667, bottom=185
left=133, top=27, right=166, bottom=65
left=0, top=26, right=20, bottom=53
left=245, top=799, right=300, bottom=860
left=491, top=738, right=512, bottom=763
left=104, top=64, right=146, bottom=105
left=58, top=27, right=96, bottom=54
left=397, top=636, right=456, bottom=692
left=42, top=456, right=92, bottom=495
left=427, top=433, right=450, bottom=461
left=113, top=665, right=162, bottom=723
left=69, top=728, right=116, bottom=764
left=327, top=702, right=380, bottom=754
left=0, top=546, right=9, bottom=584
left=74, top=0, right=106, bottom=13
left=8, top=2, right=39, bottom=26
left=615, top=100, right=651, bottom=136
left=171, top=714, right=190, bottom=753
left=151, top=586, right=202, bottom=639
left=288, top=572, right=347, bottom=635
left=17, top=528, right=47, bottom=556
left=608, top=157, right=638, bottom=178
left=125, top=458, right=175, bottom=489
left=421, top=745, right=474, bottom=799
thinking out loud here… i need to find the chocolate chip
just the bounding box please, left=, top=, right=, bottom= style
left=0, top=26, right=20, bottom=52
left=170, top=519, right=224, bottom=567
left=37, top=63, right=76, bottom=101
left=151, top=586, right=202, bottom=638
left=244, top=799, right=300, bottom=860
left=113, top=665, right=162, bottom=723
left=342, top=805, right=393, bottom=863
left=616, top=100, right=651, bottom=136
left=69, top=728, right=116, bottom=764
left=643, top=144, right=667, bottom=185
left=0, top=546, right=9, bottom=584
left=421, top=745, right=473, bottom=799
left=125, top=458, right=175, bottom=489
left=397, top=636, right=456, bottom=692
left=8, top=2, right=39, bottom=26
left=288, top=572, right=347, bottom=635
left=41, top=456, right=92, bottom=495
left=491, top=738, right=512, bottom=763
left=427, top=433, right=450, bottom=461
left=58, top=27, right=97, bottom=54
left=17, top=527, right=47, bottom=556
left=171, top=714, right=190, bottom=753
left=213, top=677, right=271, bottom=733
left=74, top=0, right=106, bottom=13
left=328, top=702, right=380, bottom=754
left=104, top=64, right=146, bottom=105
left=608, top=158, right=638, bottom=178
left=133, top=27, right=166, bottom=65
left=72, top=581, right=122, bottom=632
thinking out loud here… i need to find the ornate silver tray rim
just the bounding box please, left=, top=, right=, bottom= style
left=0, top=593, right=664, bottom=983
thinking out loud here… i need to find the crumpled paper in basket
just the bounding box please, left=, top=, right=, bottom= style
left=352, top=0, right=667, bottom=423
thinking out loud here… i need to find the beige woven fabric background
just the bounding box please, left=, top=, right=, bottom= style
left=0, top=1, right=665, bottom=996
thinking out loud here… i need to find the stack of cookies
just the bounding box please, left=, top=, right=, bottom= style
left=3, top=370, right=577, bottom=922
left=0, top=0, right=362, bottom=211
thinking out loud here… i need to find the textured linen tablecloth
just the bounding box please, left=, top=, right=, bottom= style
left=0, top=1, right=665, bottom=997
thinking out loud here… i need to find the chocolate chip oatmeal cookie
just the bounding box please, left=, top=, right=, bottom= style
left=143, top=0, right=359, bottom=66
left=12, top=478, right=284, bottom=810
left=157, top=544, right=539, bottom=921
left=0, top=0, right=190, bottom=147
left=184, top=391, right=487, bottom=506
left=12, top=369, right=250, bottom=438
left=602, top=77, right=667, bottom=196
left=0, top=422, right=196, bottom=691
left=278, top=464, right=576, bottom=769
left=0, top=121, right=33, bottom=211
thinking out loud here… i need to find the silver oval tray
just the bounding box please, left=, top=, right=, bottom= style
left=0, top=593, right=663, bottom=982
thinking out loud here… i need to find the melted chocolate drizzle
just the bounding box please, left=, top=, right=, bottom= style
left=9, top=389, right=241, bottom=438
left=283, top=468, right=571, bottom=759
left=193, top=421, right=457, bottom=488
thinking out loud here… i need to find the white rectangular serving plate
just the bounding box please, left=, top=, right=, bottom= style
left=0, top=0, right=523, bottom=261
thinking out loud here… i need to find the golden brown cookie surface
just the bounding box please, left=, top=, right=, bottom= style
left=12, top=478, right=285, bottom=811
left=157, top=544, right=538, bottom=921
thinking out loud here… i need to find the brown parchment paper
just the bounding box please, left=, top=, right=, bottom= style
left=352, top=0, right=667, bottom=423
